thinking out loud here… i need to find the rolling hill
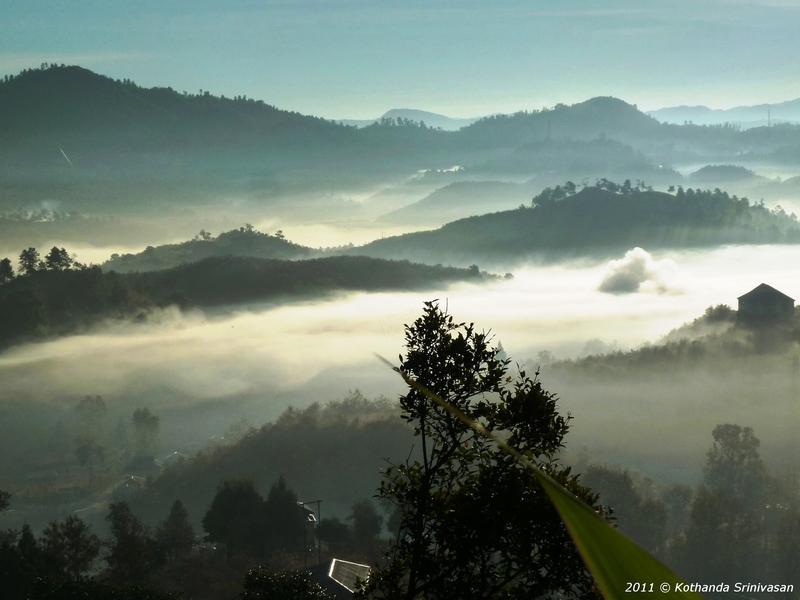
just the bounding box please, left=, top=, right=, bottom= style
left=353, top=183, right=800, bottom=265
left=103, top=226, right=315, bottom=273
left=459, top=97, right=663, bottom=148
left=0, top=65, right=348, bottom=153
left=0, top=254, right=494, bottom=348
left=338, top=108, right=479, bottom=130
left=380, top=180, right=530, bottom=225
left=688, top=165, right=763, bottom=184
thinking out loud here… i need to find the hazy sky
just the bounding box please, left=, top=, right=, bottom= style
left=2, top=0, right=799, bottom=118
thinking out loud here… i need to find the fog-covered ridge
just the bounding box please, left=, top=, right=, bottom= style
left=354, top=182, right=800, bottom=266
left=0, top=251, right=493, bottom=349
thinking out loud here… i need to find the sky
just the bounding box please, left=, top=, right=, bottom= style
left=2, top=0, right=799, bottom=119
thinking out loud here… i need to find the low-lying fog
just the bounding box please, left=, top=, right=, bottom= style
left=3, top=243, right=799, bottom=483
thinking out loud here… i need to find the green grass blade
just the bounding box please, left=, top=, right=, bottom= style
left=534, top=471, right=701, bottom=599
left=376, top=354, right=702, bottom=599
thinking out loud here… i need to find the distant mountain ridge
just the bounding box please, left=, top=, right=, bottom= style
left=649, top=99, right=800, bottom=127
left=0, top=66, right=681, bottom=208
left=0, top=65, right=344, bottom=144
left=688, top=165, right=762, bottom=184
left=459, top=97, right=662, bottom=148
left=5, top=64, right=800, bottom=215
left=380, top=180, right=529, bottom=224
left=338, top=108, right=479, bottom=130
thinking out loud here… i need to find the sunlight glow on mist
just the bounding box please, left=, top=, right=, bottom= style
left=2, top=244, right=799, bottom=406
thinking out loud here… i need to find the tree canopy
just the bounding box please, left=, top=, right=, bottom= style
left=359, top=301, right=599, bottom=599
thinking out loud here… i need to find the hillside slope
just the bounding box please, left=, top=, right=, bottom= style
left=0, top=255, right=493, bottom=348
left=355, top=183, right=800, bottom=265
left=103, top=227, right=315, bottom=273
left=130, top=396, right=411, bottom=523
left=380, top=181, right=529, bottom=225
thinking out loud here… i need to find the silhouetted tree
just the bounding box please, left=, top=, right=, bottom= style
left=703, top=424, right=767, bottom=507
left=263, top=476, right=306, bottom=555
left=44, top=246, right=73, bottom=271
left=41, top=515, right=101, bottom=581
left=0, top=257, right=14, bottom=283
left=0, top=489, right=9, bottom=511
left=17, top=525, right=39, bottom=562
left=106, top=502, right=155, bottom=583
left=0, top=523, right=37, bottom=599
left=74, top=436, right=105, bottom=482
left=203, top=480, right=265, bottom=557
left=660, top=484, right=693, bottom=539
left=359, top=301, right=599, bottom=600
left=132, top=408, right=160, bottom=457
left=582, top=465, right=666, bottom=553
left=679, top=424, right=769, bottom=582
left=18, top=247, right=40, bottom=275
left=349, top=500, right=383, bottom=558
left=156, top=500, right=195, bottom=562
left=15, top=524, right=43, bottom=582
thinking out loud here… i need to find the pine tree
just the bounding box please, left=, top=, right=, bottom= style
left=156, top=500, right=195, bottom=562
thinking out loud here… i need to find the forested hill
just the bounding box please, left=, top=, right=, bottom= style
left=0, top=255, right=492, bottom=348
left=550, top=303, right=800, bottom=380
left=5, top=65, right=794, bottom=182
left=354, top=182, right=800, bottom=265
left=0, top=65, right=454, bottom=200
left=128, top=255, right=490, bottom=306
left=0, top=65, right=349, bottom=157
left=103, top=226, right=315, bottom=273
left=129, top=395, right=410, bottom=524
left=458, top=97, right=661, bottom=147
left=0, top=69, right=661, bottom=164
left=8, top=64, right=800, bottom=217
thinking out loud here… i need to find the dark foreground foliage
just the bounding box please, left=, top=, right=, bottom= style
left=359, top=301, right=601, bottom=600
left=240, top=568, right=334, bottom=600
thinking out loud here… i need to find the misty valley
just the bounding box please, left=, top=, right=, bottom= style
left=2, top=58, right=800, bottom=599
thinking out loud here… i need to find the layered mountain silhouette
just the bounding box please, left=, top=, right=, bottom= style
left=649, top=99, right=800, bottom=127
left=459, top=97, right=662, bottom=147
left=4, top=64, right=800, bottom=214
left=0, top=65, right=670, bottom=170
left=380, top=180, right=529, bottom=224
left=354, top=184, right=800, bottom=265
left=0, top=65, right=350, bottom=171
left=338, top=108, right=479, bottom=130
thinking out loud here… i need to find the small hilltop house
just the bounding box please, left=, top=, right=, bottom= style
left=737, top=284, right=795, bottom=325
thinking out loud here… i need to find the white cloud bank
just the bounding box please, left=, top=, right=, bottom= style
left=598, top=247, right=680, bottom=295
